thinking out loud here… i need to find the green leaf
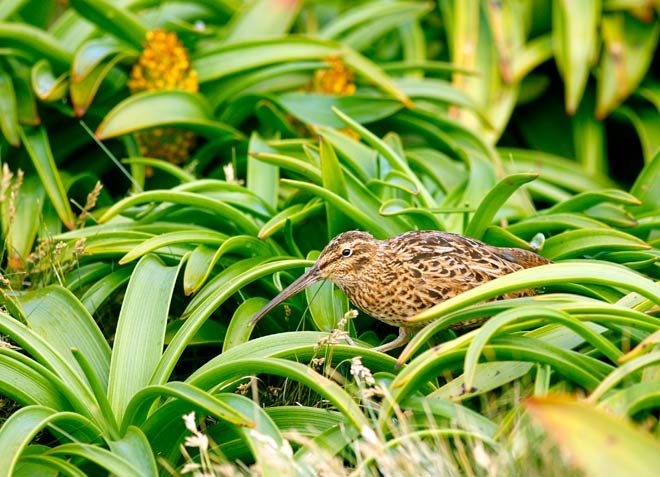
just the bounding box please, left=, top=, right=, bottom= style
left=281, top=178, right=392, bottom=238
left=247, top=132, right=280, bottom=209
left=505, top=212, right=609, bottom=239
left=319, top=1, right=432, bottom=50
left=613, top=104, right=660, bottom=165
left=0, top=23, right=72, bottom=69
left=396, top=77, right=480, bottom=111
left=599, top=380, right=660, bottom=417
left=96, top=90, right=244, bottom=141
left=2, top=176, right=44, bottom=266
left=7, top=58, right=39, bottom=125
left=0, top=0, right=30, bottom=21
left=0, top=406, right=102, bottom=477
left=588, top=351, right=660, bottom=403
left=71, top=37, right=134, bottom=80
left=0, top=348, right=70, bottom=409
left=118, top=230, right=227, bottom=264
left=107, top=427, right=158, bottom=477
left=189, top=357, right=370, bottom=432
left=552, top=0, right=600, bottom=114
left=79, top=266, right=133, bottom=314
left=0, top=311, right=106, bottom=424
left=45, top=442, right=147, bottom=477
left=107, top=254, right=180, bottom=421
left=97, top=189, right=260, bottom=236
left=279, top=92, right=403, bottom=128
left=69, top=0, right=147, bottom=48
left=465, top=172, right=538, bottom=239
left=19, top=286, right=111, bottom=391
left=194, top=37, right=342, bottom=83
left=124, top=382, right=254, bottom=435
left=184, top=235, right=273, bottom=296
left=385, top=334, right=606, bottom=425
left=541, top=228, right=650, bottom=260
left=319, top=135, right=353, bottom=237
left=332, top=107, right=435, bottom=207
left=31, top=58, right=69, bottom=103
left=70, top=51, right=129, bottom=116
left=317, top=125, right=379, bottom=181
left=596, top=12, right=660, bottom=118
left=434, top=361, right=534, bottom=400
left=542, top=189, right=641, bottom=215
left=151, top=257, right=288, bottom=384
left=121, top=157, right=197, bottom=183
left=462, top=307, right=622, bottom=392
left=19, top=126, right=75, bottom=229
left=224, top=297, right=268, bottom=351
left=258, top=200, right=324, bottom=239
left=629, top=148, right=660, bottom=214
left=224, top=0, right=300, bottom=41
left=0, top=62, right=19, bottom=146
left=501, top=147, right=616, bottom=191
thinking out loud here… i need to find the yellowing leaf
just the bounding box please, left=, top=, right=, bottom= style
left=526, top=395, right=660, bottom=477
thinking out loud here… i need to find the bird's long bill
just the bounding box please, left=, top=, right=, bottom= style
left=250, top=265, right=322, bottom=325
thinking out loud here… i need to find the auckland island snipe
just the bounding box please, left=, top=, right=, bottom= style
left=251, top=230, right=552, bottom=352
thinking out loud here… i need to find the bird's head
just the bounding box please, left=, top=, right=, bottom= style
left=250, top=230, right=378, bottom=325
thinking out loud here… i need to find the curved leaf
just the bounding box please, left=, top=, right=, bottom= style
left=107, top=254, right=180, bottom=421
left=527, top=395, right=660, bottom=477
left=19, top=126, right=75, bottom=229
left=465, top=172, right=538, bottom=239
left=96, top=90, right=244, bottom=140
left=69, top=0, right=147, bottom=48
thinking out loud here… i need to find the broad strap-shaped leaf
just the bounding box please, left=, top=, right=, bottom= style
left=122, top=382, right=253, bottom=434
left=97, top=189, right=260, bottom=236
left=107, top=426, right=158, bottom=477
left=224, top=0, right=300, bottom=41
left=280, top=92, right=403, bottom=128
left=96, top=90, right=244, bottom=140
left=0, top=406, right=102, bottom=477
left=596, top=12, right=660, bottom=118
left=19, top=286, right=111, bottom=389
left=19, top=126, right=75, bottom=229
left=69, top=0, right=147, bottom=48
left=552, top=0, right=600, bottom=114
left=31, top=58, right=69, bottom=102
left=247, top=132, right=280, bottom=209
left=0, top=22, right=72, bottom=68
left=320, top=135, right=354, bottom=237
left=629, top=148, right=660, bottom=214
left=465, top=172, right=538, bottom=239
left=526, top=395, right=660, bottom=477
left=0, top=347, right=71, bottom=409
left=223, top=297, right=269, bottom=351
left=0, top=62, right=20, bottom=146
left=188, top=357, right=370, bottom=432
left=107, top=254, right=181, bottom=421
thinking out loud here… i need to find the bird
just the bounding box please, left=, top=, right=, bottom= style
left=250, top=230, right=552, bottom=353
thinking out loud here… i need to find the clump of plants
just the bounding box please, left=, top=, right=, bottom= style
left=1, top=1, right=659, bottom=476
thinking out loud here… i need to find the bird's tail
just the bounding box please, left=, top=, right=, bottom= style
left=496, top=247, right=553, bottom=268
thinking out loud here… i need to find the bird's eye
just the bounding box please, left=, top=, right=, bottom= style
left=341, top=248, right=352, bottom=257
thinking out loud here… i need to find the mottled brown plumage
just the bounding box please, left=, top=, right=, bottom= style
left=251, top=230, right=552, bottom=352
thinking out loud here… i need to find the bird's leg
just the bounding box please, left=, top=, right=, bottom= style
left=371, top=327, right=412, bottom=353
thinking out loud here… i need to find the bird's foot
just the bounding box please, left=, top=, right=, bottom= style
left=370, top=327, right=411, bottom=354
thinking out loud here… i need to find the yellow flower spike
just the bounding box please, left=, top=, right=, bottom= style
left=128, top=29, right=199, bottom=165
left=312, top=56, right=356, bottom=96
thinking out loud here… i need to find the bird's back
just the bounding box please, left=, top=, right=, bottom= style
left=351, top=231, right=552, bottom=326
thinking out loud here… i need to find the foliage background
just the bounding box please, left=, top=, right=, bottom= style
left=0, top=0, right=660, bottom=476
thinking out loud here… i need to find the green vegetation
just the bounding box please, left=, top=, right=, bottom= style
left=1, top=1, right=660, bottom=476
